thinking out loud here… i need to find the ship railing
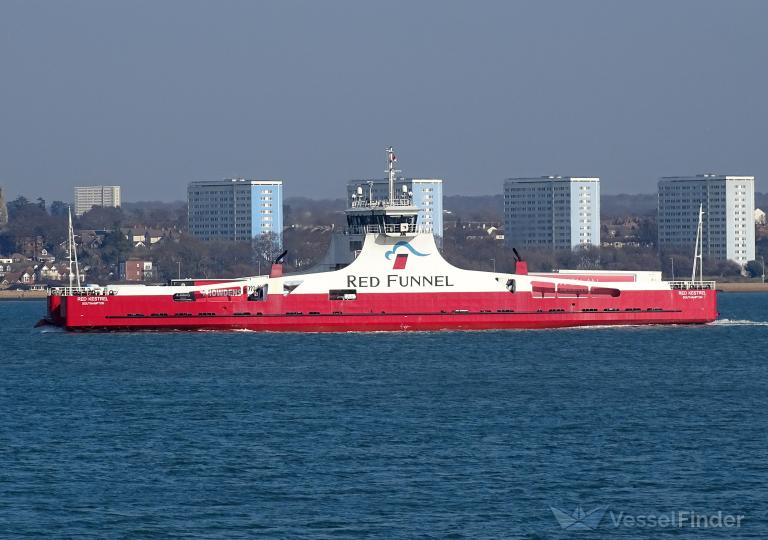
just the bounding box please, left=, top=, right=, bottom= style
left=668, top=280, right=717, bottom=290
left=388, top=198, right=415, bottom=207
left=350, top=198, right=414, bottom=208
left=345, top=224, right=433, bottom=235
left=49, top=286, right=107, bottom=297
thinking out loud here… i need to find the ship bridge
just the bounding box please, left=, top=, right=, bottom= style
left=307, top=147, right=430, bottom=271
left=345, top=147, right=422, bottom=237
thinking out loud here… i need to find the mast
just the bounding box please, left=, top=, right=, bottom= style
left=73, top=226, right=81, bottom=289
left=68, top=206, right=81, bottom=289
left=698, top=204, right=704, bottom=282
left=386, top=146, right=400, bottom=204
left=691, top=203, right=704, bottom=282
left=68, top=207, right=73, bottom=290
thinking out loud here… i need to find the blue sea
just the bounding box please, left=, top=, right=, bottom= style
left=1, top=294, right=767, bottom=539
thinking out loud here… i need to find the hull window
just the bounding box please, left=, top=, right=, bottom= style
left=329, top=289, right=357, bottom=301
left=248, top=285, right=268, bottom=301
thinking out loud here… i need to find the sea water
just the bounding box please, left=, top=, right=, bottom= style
left=1, top=294, right=767, bottom=538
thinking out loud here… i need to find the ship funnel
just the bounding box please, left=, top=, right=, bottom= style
left=270, top=264, right=283, bottom=278
left=270, top=250, right=287, bottom=277
left=511, top=248, right=527, bottom=273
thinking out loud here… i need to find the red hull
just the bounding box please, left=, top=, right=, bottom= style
left=48, top=289, right=718, bottom=332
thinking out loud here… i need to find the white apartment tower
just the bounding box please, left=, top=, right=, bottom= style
left=187, top=179, right=283, bottom=245
left=504, top=176, right=600, bottom=249
left=657, top=174, right=755, bottom=265
left=74, top=185, right=121, bottom=216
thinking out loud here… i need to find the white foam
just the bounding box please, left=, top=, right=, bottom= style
left=36, top=326, right=66, bottom=333
left=711, top=319, right=768, bottom=327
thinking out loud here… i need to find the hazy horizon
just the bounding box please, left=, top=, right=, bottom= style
left=2, top=0, right=767, bottom=202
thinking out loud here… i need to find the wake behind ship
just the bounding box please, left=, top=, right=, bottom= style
left=39, top=148, right=717, bottom=332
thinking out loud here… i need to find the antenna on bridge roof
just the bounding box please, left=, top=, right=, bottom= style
left=386, top=146, right=400, bottom=204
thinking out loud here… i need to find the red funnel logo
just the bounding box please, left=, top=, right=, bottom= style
left=384, top=241, right=429, bottom=270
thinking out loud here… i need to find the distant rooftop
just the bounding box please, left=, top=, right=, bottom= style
left=189, top=178, right=282, bottom=186
left=660, top=174, right=754, bottom=181
left=504, top=176, right=599, bottom=183
left=346, top=177, right=442, bottom=185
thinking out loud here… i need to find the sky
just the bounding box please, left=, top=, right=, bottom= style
left=1, top=0, right=767, bottom=202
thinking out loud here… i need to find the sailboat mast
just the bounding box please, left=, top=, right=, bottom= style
left=691, top=203, right=703, bottom=282
left=68, top=206, right=82, bottom=289
left=68, top=207, right=74, bottom=290
left=73, top=229, right=81, bottom=289
left=699, top=204, right=704, bottom=282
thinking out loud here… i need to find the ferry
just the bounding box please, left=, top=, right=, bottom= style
left=38, top=148, right=717, bottom=331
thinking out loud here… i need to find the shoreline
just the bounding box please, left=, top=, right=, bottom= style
left=716, top=282, right=768, bottom=292
left=0, top=291, right=48, bottom=301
